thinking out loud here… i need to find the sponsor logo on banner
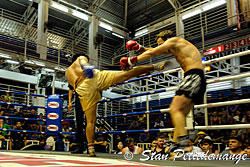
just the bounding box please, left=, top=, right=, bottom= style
left=47, top=125, right=58, bottom=131
left=48, top=113, right=59, bottom=120
left=48, top=102, right=59, bottom=108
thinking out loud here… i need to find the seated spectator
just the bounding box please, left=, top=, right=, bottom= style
left=153, top=136, right=168, bottom=154
left=233, top=110, right=244, bottom=124
left=26, top=109, right=38, bottom=131
left=221, top=136, right=244, bottom=155
left=62, top=124, right=71, bottom=138
left=44, top=136, right=56, bottom=151
left=195, top=112, right=205, bottom=126
left=186, top=139, right=202, bottom=154
left=122, top=137, right=142, bottom=154
left=94, top=125, right=108, bottom=153
left=37, top=113, right=45, bottom=132
left=220, top=110, right=229, bottom=125
left=200, top=138, right=218, bottom=156
left=0, top=105, right=4, bottom=116
left=139, top=128, right=150, bottom=143
left=14, top=99, right=23, bottom=113
left=114, top=141, right=124, bottom=154
left=0, top=118, right=11, bottom=149
left=154, top=118, right=164, bottom=129
left=210, top=111, right=221, bottom=125
left=2, top=92, right=11, bottom=110
left=194, top=131, right=209, bottom=146
left=128, top=117, right=141, bottom=130
left=0, top=118, right=11, bottom=140
left=149, top=140, right=157, bottom=152
left=243, top=144, right=250, bottom=158
left=11, top=121, right=26, bottom=150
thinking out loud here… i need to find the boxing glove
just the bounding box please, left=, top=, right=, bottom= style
left=126, top=40, right=145, bottom=51
left=120, top=56, right=138, bottom=70
left=81, top=64, right=96, bottom=78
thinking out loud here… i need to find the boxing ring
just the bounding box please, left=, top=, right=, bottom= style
left=0, top=50, right=250, bottom=167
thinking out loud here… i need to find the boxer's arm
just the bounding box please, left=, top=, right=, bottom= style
left=137, top=39, right=172, bottom=62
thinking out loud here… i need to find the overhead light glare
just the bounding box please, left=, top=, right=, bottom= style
left=112, top=33, right=124, bottom=38
left=44, top=68, right=55, bottom=72
left=51, top=2, right=69, bottom=13
left=135, top=29, right=149, bottom=37
left=0, top=54, right=11, bottom=59
left=182, top=9, right=202, bottom=20
left=203, top=0, right=226, bottom=12
left=99, top=22, right=113, bottom=31
left=72, top=10, right=88, bottom=21
left=6, top=60, right=19, bottom=64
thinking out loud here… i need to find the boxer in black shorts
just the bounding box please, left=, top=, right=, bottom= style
left=120, top=30, right=207, bottom=153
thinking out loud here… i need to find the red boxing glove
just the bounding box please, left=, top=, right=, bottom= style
left=120, top=56, right=138, bottom=70
left=126, top=40, right=144, bottom=51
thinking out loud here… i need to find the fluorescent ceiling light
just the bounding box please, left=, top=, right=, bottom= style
left=25, top=60, right=45, bottom=67
left=55, top=66, right=66, bottom=71
left=203, top=0, right=226, bottom=12
left=112, top=33, right=124, bottom=38
left=51, top=2, right=69, bottom=13
left=99, top=22, right=112, bottom=31
left=6, top=60, right=19, bottom=64
left=44, top=68, right=55, bottom=72
left=182, top=9, right=202, bottom=20
left=0, top=54, right=11, bottom=59
left=72, top=10, right=88, bottom=21
left=135, top=28, right=148, bottom=37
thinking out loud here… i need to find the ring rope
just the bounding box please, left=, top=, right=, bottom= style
left=0, top=101, right=46, bottom=109
left=0, top=116, right=45, bottom=122
left=0, top=128, right=45, bottom=134
left=97, top=98, right=250, bottom=118
left=0, top=89, right=47, bottom=97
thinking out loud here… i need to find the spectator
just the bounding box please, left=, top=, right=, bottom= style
left=149, top=140, right=157, bottom=152
left=0, top=105, right=4, bottom=116
left=14, top=99, right=23, bottom=112
left=62, top=124, right=71, bottom=138
left=122, top=137, right=142, bottom=154
left=240, top=89, right=249, bottom=113
left=233, top=110, right=244, bottom=124
left=94, top=125, right=108, bottom=153
left=153, top=136, right=168, bottom=154
left=37, top=113, right=45, bottom=132
left=44, top=136, right=56, bottom=151
left=227, top=89, right=240, bottom=115
left=11, top=121, right=26, bottom=150
left=139, top=128, right=150, bottom=143
left=221, top=136, right=244, bottom=155
left=154, top=118, right=164, bottom=129
left=114, top=141, right=124, bottom=154
left=243, top=144, right=250, bottom=158
left=0, top=118, right=11, bottom=140
left=210, top=111, right=221, bottom=125
left=186, top=139, right=202, bottom=154
left=195, top=112, right=205, bottom=126
left=2, top=92, right=11, bottom=110
left=26, top=109, right=38, bottom=131
left=128, top=117, right=141, bottom=130
left=194, top=131, right=208, bottom=146
left=220, top=110, right=229, bottom=125
left=200, top=138, right=217, bottom=156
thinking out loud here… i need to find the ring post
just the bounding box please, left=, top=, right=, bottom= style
left=46, top=94, right=62, bottom=136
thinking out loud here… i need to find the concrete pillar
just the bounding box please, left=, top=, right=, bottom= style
left=37, top=0, right=49, bottom=60
left=88, top=15, right=98, bottom=66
